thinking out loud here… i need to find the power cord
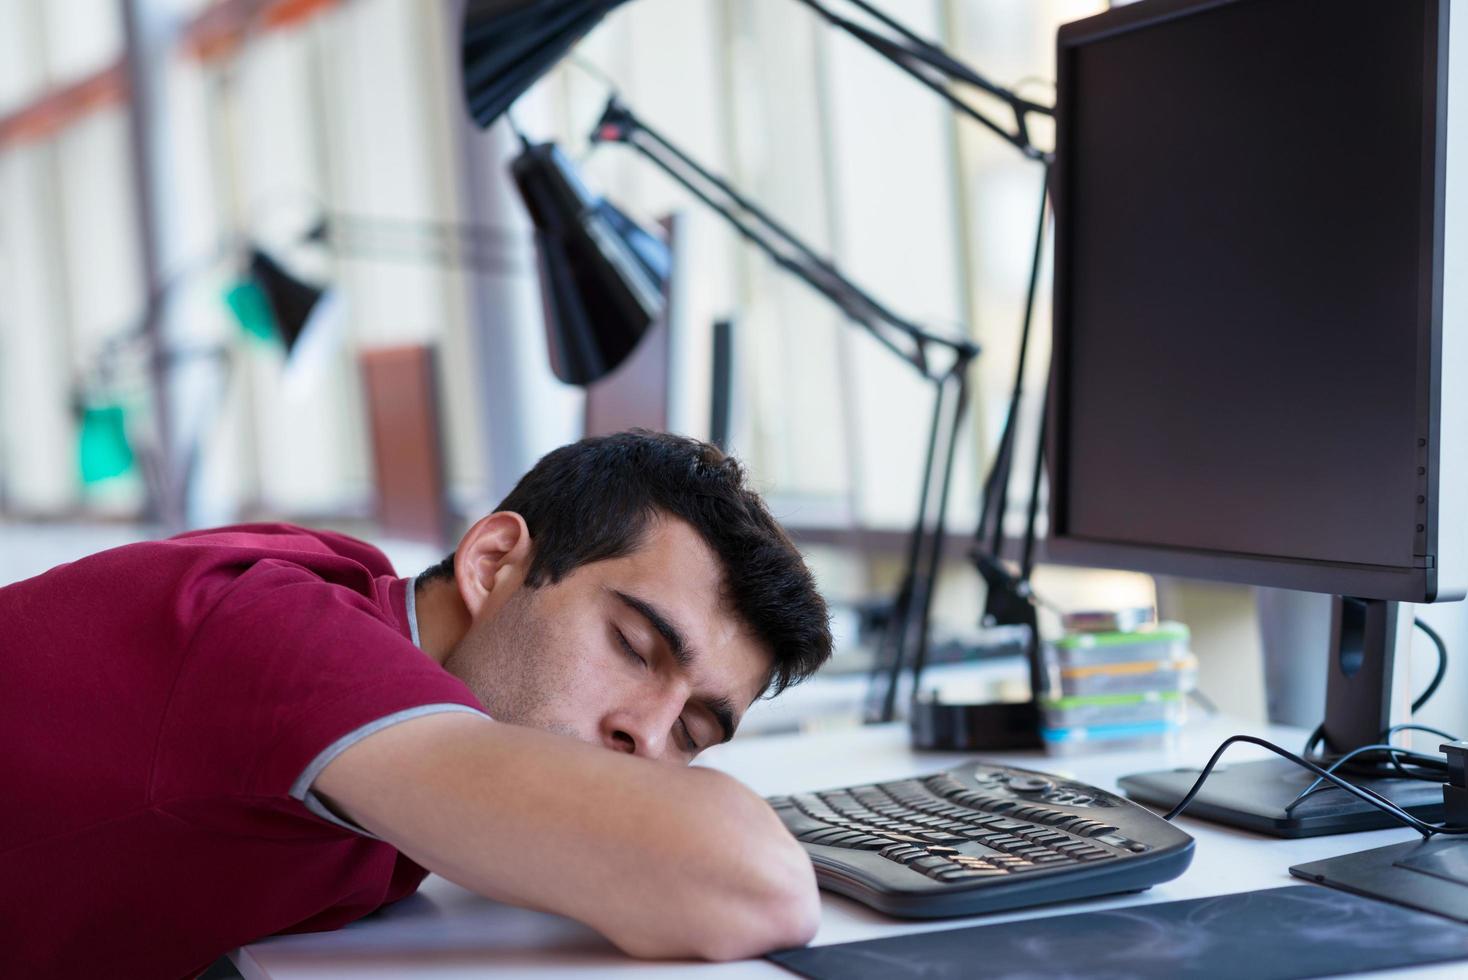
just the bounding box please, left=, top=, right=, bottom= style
left=1161, top=734, right=1468, bottom=840
left=1412, top=618, right=1448, bottom=713
left=1286, top=741, right=1451, bottom=813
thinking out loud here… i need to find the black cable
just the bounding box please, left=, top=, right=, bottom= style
left=1285, top=743, right=1448, bottom=812
left=1413, top=617, right=1448, bottom=712
left=1298, top=728, right=1452, bottom=787
left=1311, top=732, right=1453, bottom=786
left=1350, top=747, right=1450, bottom=779
left=1383, top=722, right=1461, bottom=744
left=1161, top=734, right=1468, bottom=839
left=1303, top=724, right=1325, bottom=759
left=1168, top=737, right=1414, bottom=826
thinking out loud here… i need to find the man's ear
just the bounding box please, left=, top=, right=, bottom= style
left=453, top=511, right=533, bottom=619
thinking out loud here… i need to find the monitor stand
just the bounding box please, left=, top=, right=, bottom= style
left=1119, top=597, right=1446, bottom=838
left=1291, top=836, right=1468, bottom=923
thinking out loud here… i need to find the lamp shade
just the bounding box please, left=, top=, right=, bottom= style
left=511, top=140, right=669, bottom=386
left=78, top=403, right=134, bottom=484
left=461, top=0, right=633, bottom=128
left=248, top=247, right=327, bottom=355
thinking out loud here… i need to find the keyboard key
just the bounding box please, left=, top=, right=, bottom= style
left=911, top=856, right=958, bottom=873
left=842, top=835, right=888, bottom=850
left=774, top=809, right=831, bottom=837
left=936, top=867, right=1006, bottom=881
left=1078, top=823, right=1120, bottom=838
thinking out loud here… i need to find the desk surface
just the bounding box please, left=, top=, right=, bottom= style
left=231, top=717, right=1463, bottom=979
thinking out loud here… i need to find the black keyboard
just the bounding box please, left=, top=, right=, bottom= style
left=768, top=761, right=1195, bottom=918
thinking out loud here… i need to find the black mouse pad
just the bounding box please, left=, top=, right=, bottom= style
left=767, top=885, right=1468, bottom=980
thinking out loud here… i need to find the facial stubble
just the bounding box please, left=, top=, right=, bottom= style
left=441, top=586, right=582, bottom=741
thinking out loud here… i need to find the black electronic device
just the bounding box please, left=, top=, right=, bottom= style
left=767, top=761, right=1194, bottom=918
left=1050, top=0, right=1466, bottom=837
left=907, top=695, right=1042, bottom=752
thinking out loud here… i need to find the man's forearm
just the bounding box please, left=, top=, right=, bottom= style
left=315, top=713, right=820, bottom=959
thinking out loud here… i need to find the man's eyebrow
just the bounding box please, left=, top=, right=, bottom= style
left=703, top=696, right=738, bottom=746
left=611, top=589, right=691, bottom=668
left=609, top=588, right=738, bottom=744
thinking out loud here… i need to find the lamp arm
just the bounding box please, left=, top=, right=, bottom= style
left=826, top=0, right=1050, bottom=111
left=592, top=99, right=977, bottom=381
left=790, top=0, right=1053, bottom=163
left=976, top=169, right=1052, bottom=556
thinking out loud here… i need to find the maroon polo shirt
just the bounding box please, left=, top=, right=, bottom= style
left=0, top=523, right=486, bottom=979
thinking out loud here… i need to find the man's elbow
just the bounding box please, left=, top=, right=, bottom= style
left=697, top=861, right=821, bottom=962
left=613, top=791, right=821, bottom=961
left=692, top=819, right=821, bottom=961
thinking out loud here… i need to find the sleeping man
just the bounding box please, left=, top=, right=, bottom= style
left=2, top=429, right=833, bottom=978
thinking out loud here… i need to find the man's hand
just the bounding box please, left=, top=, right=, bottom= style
left=312, top=712, right=820, bottom=960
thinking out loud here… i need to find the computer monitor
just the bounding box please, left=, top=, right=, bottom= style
left=1050, top=0, right=1466, bottom=836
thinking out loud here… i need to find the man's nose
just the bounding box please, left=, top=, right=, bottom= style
left=601, top=699, right=679, bottom=760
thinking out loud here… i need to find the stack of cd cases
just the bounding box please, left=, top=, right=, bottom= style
left=1039, top=615, right=1195, bottom=755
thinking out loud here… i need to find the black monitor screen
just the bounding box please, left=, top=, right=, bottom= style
left=1054, top=0, right=1436, bottom=573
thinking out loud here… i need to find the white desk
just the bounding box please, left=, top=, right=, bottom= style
left=231, top=717, right=1463, bottom=979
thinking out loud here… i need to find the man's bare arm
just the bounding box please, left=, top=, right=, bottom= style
left=311, top=712, right=820, bottom=960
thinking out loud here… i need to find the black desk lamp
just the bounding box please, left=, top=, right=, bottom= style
left=508, top=138, right=670, bottom=385
left=243, top=247, right=330, bottom=355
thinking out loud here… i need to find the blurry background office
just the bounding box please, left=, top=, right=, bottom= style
left=2, top=0, right=1463, bottom=735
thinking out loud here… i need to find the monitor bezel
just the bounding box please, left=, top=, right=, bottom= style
left=1047, top=0, right=1450, bottom=602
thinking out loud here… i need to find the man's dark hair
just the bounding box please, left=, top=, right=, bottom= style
left=420, top=430, right=831, bottom=696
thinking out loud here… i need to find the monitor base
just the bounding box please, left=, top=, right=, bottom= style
left=1119, top=758, right=1444, bottom=838
left=1291, top=837, right=1468, bottom=923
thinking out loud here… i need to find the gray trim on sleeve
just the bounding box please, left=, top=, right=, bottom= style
left=406, top=576, right=422, bottom=648
left=290, top=703, right=488, bottom=839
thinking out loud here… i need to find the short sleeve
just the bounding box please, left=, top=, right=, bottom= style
left=289, top=703, right=485, bottom=839
left=149, top=560, right=486, bottom=817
